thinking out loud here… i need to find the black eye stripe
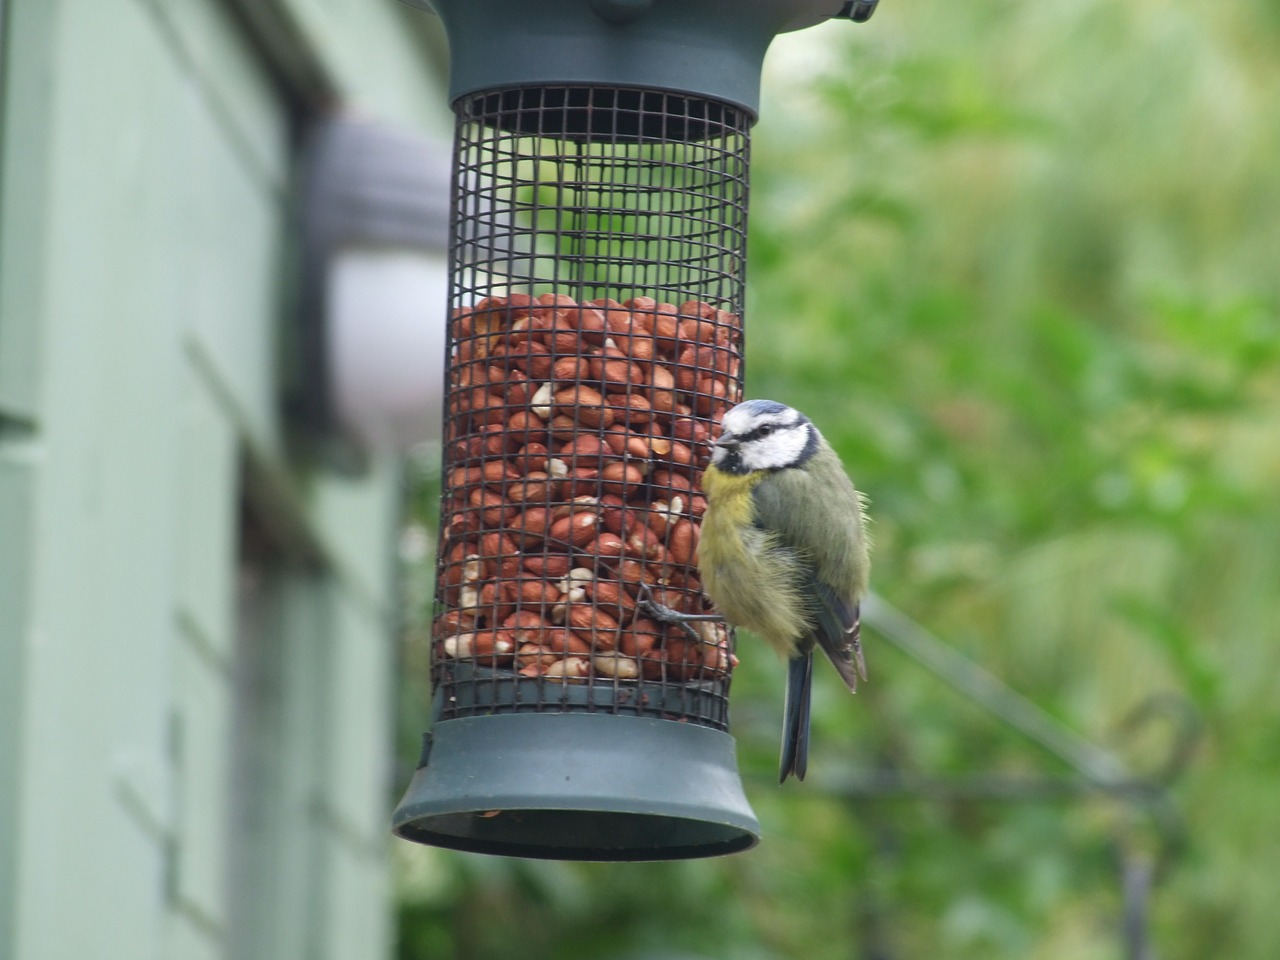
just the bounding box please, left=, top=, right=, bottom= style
left=739, top=423, right=780, bottom=443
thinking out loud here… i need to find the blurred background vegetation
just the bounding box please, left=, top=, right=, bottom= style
left=393, top=0, right=1280, bottom=956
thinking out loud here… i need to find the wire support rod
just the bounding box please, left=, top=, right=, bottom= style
left=862, top=592, right=1133, bottom=787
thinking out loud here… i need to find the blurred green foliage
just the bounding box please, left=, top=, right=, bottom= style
left=395, top=1, right=1280, bottom=956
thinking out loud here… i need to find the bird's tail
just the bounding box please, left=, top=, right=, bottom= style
left=780, top=652, right=814, bottom=783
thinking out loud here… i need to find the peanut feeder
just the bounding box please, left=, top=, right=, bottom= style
left=393, top=0, right=882, bottom=861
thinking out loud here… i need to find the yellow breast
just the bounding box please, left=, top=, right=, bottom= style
left=700, top=466, right=761, bottom=531
left=698, top=465, right=810, bottom=654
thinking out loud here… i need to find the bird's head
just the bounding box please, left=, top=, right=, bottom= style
left=711, top=399, right=819, bottom=476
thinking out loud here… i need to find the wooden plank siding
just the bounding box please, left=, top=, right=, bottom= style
left=0, top=1, right=447, bottom=957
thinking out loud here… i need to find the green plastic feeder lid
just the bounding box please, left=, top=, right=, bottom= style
left=401, top=0, right=874, bottom=121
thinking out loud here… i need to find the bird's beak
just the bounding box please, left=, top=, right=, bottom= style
left=713, top=437, right=738, bottom=450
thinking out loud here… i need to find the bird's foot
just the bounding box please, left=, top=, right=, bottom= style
left=635, top=582, right=723, bottom=645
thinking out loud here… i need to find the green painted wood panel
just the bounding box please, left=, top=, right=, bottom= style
left=12, top=0, right=186, bottom=943
left=141, top=0, right=290, bottom=193
left=229, top=568, right=332, bottom=960
left=307, top=461, right=402, bottom=614
left=174, top=102, right=288, bottom=458
left=322, top=586, right=396, bottom=844
left=320, top=840, right=394, bottom=960
left=8, top=1, right=286, bottom=957
left=0, top=442, right=36, bottom=956
left=135, top=0, right=293, bottom=461
left=229, top=565, right=395, bottom=960
left=4, top=0, right=446, bottom=956
left=0, top=0, right=55, bottom=421
left=166, top=914, right=223, bottom=960
left=172, top=634, right=234, bottom=938
left=176, top=362, right=238, bottom=666
left=272, top=0, right=452, bottom=132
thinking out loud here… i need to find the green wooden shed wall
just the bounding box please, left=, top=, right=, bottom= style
left=0, top=2, right=449, bottom=957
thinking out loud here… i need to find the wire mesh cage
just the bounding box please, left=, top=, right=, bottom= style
left=394, top=85, right=758, bottom=860
left=435, top=86, right=749, bottom=725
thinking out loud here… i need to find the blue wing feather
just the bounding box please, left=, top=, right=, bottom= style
left=751, top=463, right=867, bottom=692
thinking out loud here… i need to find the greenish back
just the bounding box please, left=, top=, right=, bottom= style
left=750, top=437, right=870, bottom=604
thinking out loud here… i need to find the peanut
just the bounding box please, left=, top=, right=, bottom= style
left=435, top=291, right=741, bottom=683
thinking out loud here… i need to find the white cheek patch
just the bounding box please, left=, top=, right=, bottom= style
left=773, top=427, right=803, bottom=465
left=742, top=425, right=812, bottom=471
left=775, top=426, right=810, bottom=465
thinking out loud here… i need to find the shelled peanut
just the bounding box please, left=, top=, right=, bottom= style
left=433, top=292, right=741, bottom=683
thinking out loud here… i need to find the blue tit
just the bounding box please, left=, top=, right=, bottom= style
left=699, top=399, right=870, bottom=782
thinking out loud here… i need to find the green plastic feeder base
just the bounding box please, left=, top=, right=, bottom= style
left=392, top=712, right=760, bottom=860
